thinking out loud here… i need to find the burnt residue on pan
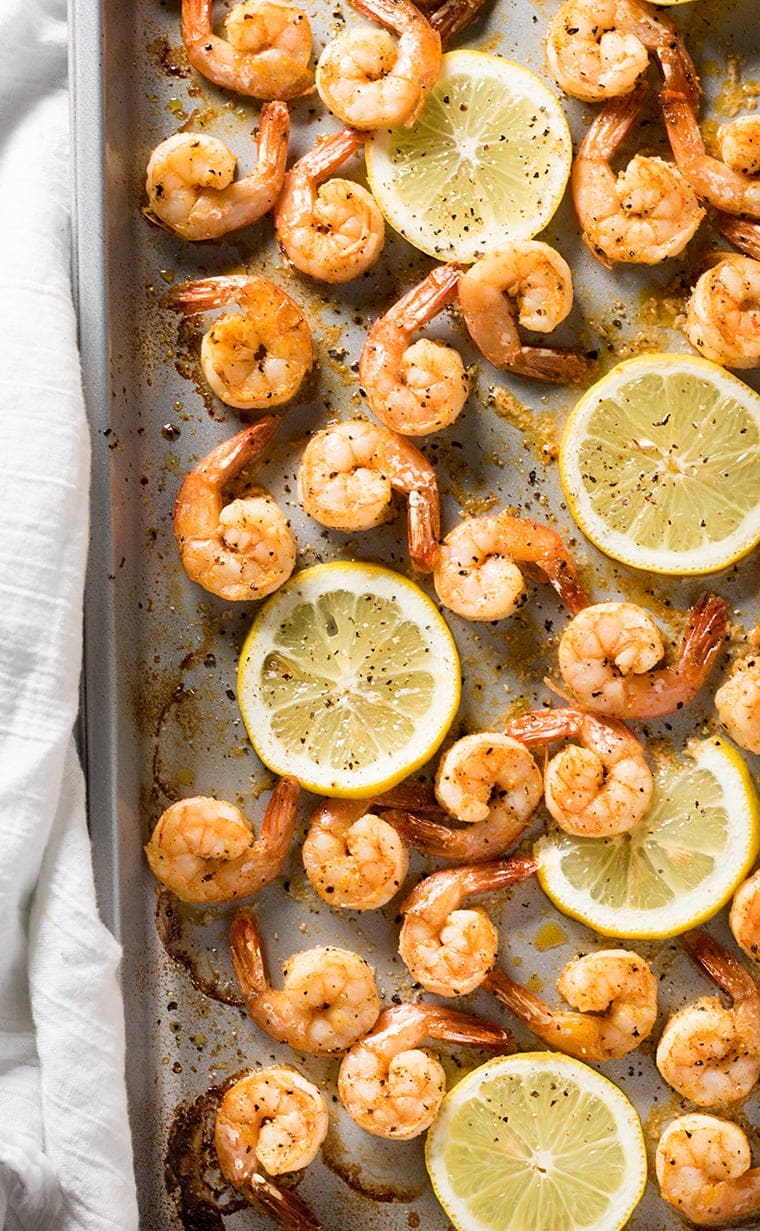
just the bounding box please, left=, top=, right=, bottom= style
left=156, top=891, right=245, bottom=1006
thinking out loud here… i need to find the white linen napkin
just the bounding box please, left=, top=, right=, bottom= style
left=0, top=1, right=139, bottom=1227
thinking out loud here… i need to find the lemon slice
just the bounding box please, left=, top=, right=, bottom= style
left=536, top=736, right=760, bottom=940
left=425, top=1052, right=647, bottom=1231
left=559, top=353, right=760, bottom=575
left=236, top=562, right=460, bottom=797
left=365, top=50, right=572, bottom=263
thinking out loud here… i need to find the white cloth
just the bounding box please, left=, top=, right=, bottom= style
left=0, top=1, right=139, bottom=1227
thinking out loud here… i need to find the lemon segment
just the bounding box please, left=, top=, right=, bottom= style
left=366, top=50, right=572, bottom=263
left=236, top=562, right=460, bottom=797
left=536, top=736, right=760, bottom=940
left=559, top=353, right=760, bottom=575
left=425, top=1052, right=647, bottom=1231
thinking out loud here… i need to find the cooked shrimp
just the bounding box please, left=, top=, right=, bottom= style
left=458, top=242, right=590, bottom=384
left=432, top=511, right=590, bottom=622
left=315, top=0, right=441, bottom=130
left=485, top=949, right=658, bottom=1061
left=505, top=707, right=653, bottom=837
left=684, top=255, right=760, bottom=369
left=385, top=738, right=542, bottom=864
left=337, top=1003, right=514, bottom=1138
left=656, top=1113, right=760, bottom=1227
left=274, top=128, right=384, bottom=283
left=662, top=90, right=760, bottom=219
left=182, top=0, right=313, bottom=99
left=557, top=593, right=728, bottom=719
left=398, top=856, right=537, bottom=996
left=302, top=797, right=409, bottom=910
left=296, top=418, right=440, bottom=570
left=145, top=102, right=288, bottom=239
left=730, top=870, right=760, bottom=964
left=215, top=1066, right=328, bottom=1177
left=215, top=1066, right=324, bottom=1231
left=545, top=0, right=699, bottom=104
left=163, top=274, right=314, bottom=411
left=656, top=930, right=760, bottom=1106
left=230, top=908, right=382, bottom=1053
left=572, top=83, right=704, bottom=267
left=173, top=418, right=297, bottom=601
left=145, top=777, right=299, bottom=904
left=426, top=0, right=487, bottom=43
left=359, top=264, right=468, bottom=436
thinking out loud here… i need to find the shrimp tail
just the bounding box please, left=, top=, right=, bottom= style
left=537, top=556, right=590, bottom=617
left=374, top=780, right=442, bottom=813
left=676, top=592, right=728, bottom=690
left=716, top=212, right=760, bottom=261
left=504, top=347, right=592, bottom=386
left=407, top=487, right=441, bottom=571
left=230, top=908, right=268, bottom=1000
left=421, top=1004, right=516, bottom=1051
left=250, top=775, right=301, bottom=872
left=483, top=968, right=554, bottom=1031
left=684, top=930, right=760, bottom=1002
left=163, top=273, right=263, bottom=314
left=246, top=1173, right=322, bottom=1231
left=428, top=0, right=490, bottom=43
left=458, top=854, right=538, bottom=896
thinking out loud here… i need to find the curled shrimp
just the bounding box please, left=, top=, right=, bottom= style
left=458, top=242, right=590, bottom=384
left=145, top=777, right=299, bottom=904
left=572, top=83, right=704, bottom=268
left=181, top=0, right=313, bottom=100
left=432, top=511, right=590, bottom=622
left=145, top=102, right=288, bottom=240
left=505, top=706, right=653, bottom=837
left=216, top=1066, right=327, bottom=1176
left=230, top=908, right=382, bottom=1053
left=337, top=1002, right=514, bottom=1139
left=545, top=0, right=699, bottom=104
left=730, top=870, right=760, bottom=965
left=656, top=1112, right=760, bottom=1228
left=662, top=90, right=760, bottom=219
left=656, top=930, right=760, bottom=1106
left=388, top=737, right=542, bottom=862
left=398, top=856, right=537, bottom=996
left=215, top=1066, right=325, bottom=1231
left=485, top=948, right=658, bottom=1061
left=359, top=264, right=468, bottom=436
left=173, top=418, right=297, bottom=601
left=315, top=0, right=441, bottom=130
left=302, top=797, right=409, bottom=910
left=557, top=593, right=728, bottom=719
left=296, top=418, right=440, bottom=570
left=163, top=274, right=315, bottom=411
left=274, top=128, right=384, bottom=284
left=684, top=255, right=760, bottom=369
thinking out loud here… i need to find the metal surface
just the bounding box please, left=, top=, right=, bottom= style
left=70, top=0, right=760, bottom=1227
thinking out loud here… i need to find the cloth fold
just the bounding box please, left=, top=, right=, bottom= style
left=0, top=1, right=139, bottom=1227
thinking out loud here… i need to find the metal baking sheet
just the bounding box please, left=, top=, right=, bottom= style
left=70, top=0, right=760, bottom=1227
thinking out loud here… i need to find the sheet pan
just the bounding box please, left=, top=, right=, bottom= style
left=71, top=0, right=760, bottom=1226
